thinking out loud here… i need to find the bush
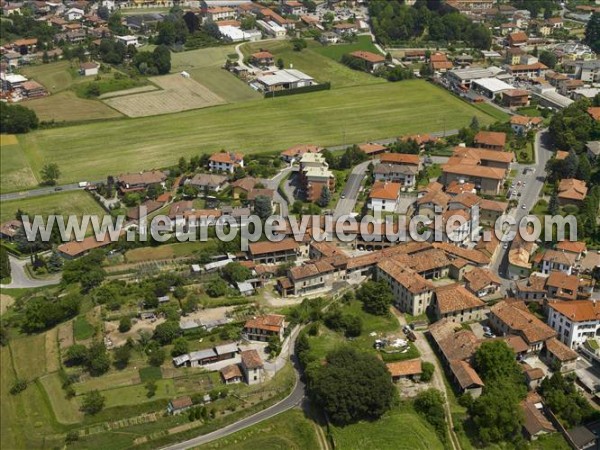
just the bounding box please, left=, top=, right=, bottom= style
left=10, top=379, right=27, bottom=395
left=420, top=361, right=435, bottom=382
left=118, top=316, right=132, bottom=333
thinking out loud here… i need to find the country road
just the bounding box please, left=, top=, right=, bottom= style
left=0, top=255, right=61, bottom=289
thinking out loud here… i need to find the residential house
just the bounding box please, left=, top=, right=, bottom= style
left=298, top=152, right=335, bottom=202
left=188, top=173, right=228, bottom=192
left=386, top=359, right=423, bottom=382
left=368, top=181, right=401, bottom=212
left=508, top=62, right=548, bottom=78
left=358, top=142, right=387, bottom=157
left=463, top=267, right=501, bottom=298
left=510, top=115, right=543, bottom=134
left=547, top=300, right=600, bottom=349
left=250, top=51, right=274, bottom=67
left=489, top=300, right=556, bottom=352
left=247, top=188, right=275, bottom=211
left=379, top=153, right=421, bottom=168
left=441, top=147, right=510, bottom=195
left=503, top=89, right=530, bottom=108
left=280, top=144, right=321, bottom=162
left=282, top=1, right=305, bottom=15
left=65, top=7, right=84, bottom=21
left=287, top=258, right=344, bottom=296
left=536, top=249, right=577, bottom=275
left=373, top=164, right=418, bottom=188
left=20, top=81, right=46, bottom=98
left=240, top=349, right=264, bottom=385
left=545, top=271, right=581, bottom=301
left=555, top=241, right=587, bottom=261
left=515, top=273, right=551, bottom=302
left=167, top=396, right=193, bottom=415
left=80, top=62, right=99, bottom=76
left=205, top=6, right=236, bottom=21
left=508, top=233, right=536, bottom=279
left=430, top=53, right=453, bottom=73
left=578, top=60, right=600, bottom=83
left=248, top=239, right=299, bottom=263
left=208, top=152, right=244, bottom=174
left=348, top=51, right=386, bottom=72
left=117, top=170, right=166, bottom=194
left=541, top=337, right=578, bottom=373
left=479, top=198, right=508, bottom=226
left=377, top=259, right=434, bottom=316
left=520, top=393, right=556, bottom=440
left=231, top=177, right=258, bottom=199
left=588, top=107, right=600, bottom=121
left=432, top=283, right=487, bottom=323
left=220, top=364, right=243, bottom=384
left=474, top=131, right=507, bottom=151
left=557, top=178, right=588, bottom=205
left=57, top=234, right=115, bottom=259
left=586, top=141, right=600, bottom=161
left=508, top=31, right=528, bottom=47
left=0, top=219, right=22, bottom=241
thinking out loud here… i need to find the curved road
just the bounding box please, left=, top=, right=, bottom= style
left=0, top=255, right=61, bottom=289
left=161, top=357, right=306, bottom=450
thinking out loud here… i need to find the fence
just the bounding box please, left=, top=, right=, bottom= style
left=264, top=82, right=331, bottom=99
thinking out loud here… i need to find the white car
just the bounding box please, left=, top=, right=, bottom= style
left=521, top=205, right=527, bottom=210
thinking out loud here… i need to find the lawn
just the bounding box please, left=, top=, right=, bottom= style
left=20, top=60, right=77, bottom=94
left=471, top=102, right=510, bottom=122
left=10, top=80, right=499, bottom=188
left=0, top=135, right=38, bottom=192
left=515, top=142, right=535, bottom=164
left=0, top=191, right=106, bottom=222
left=125, top=241, right=215, bottom=263
left=199, top=409, right=320, bottom=450
left=39, top=372, right=84, bottom=424
left=330, top=405, right=444, bottom=450
left=73, top=316, right=96, bottom=341
left=240, top=39, right=383, bottom=88
left=313, top=35, right=382, bottom=61
left=22, top=91, right=123, bottom=123
left=101, top=379, right=176, bottom=408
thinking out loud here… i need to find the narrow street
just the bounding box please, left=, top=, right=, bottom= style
left=391, top=309, right=460, bottom=450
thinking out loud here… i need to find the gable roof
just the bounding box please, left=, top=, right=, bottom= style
left=240, top=349, right=263, bottom=369
left=558, top=178, right=588, bottom=201
left=548, top=300, right=600, bottom=323
left=209, top=152, right=244, bottom=165
left=220, top=364, right=243, bottom=380
left=349, top=50, right=385, bottom=63
left=378, top=153, right=421, bottom=166
left=544, top=337, right=578, bottom=361
left=555, top=240, right=587, bottom=254
left=244, top=314, right=285, bottom=332
left=474, top=131, right=507, bottom=148
left=449, top=360, right=484, bottom=389
left=386, top=359, right=422, bottom=377
left=463, top=267, right=502, bottom=292
left=490, top=300, right=556, bottom=344
left=369, top=181, right=401, bottom=200
left=377, top=259, right=434, bottom=294
left=248, top=238, right=298, bottom=256
left=435, top=283, right=486, bottom=314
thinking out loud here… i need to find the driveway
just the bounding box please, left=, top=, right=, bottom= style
left=333, top=160, right=371, bottom=219
left=0, top=255, right=61, bottom=289
left=261, top=166, right=294, bottom=217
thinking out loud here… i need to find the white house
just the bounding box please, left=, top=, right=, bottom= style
left=240, top=349, right=264, bottom=385
left=368, top=181, right=401, bottom=212
left=538, top=249, right=577, bottom=275
left=115, top=35, right=140, bottom=47
left=208, top=152, right=244, bottom=173
left=373, top=163, right=418, bottom=188
left=65, top=7, right=84, bottom=21
left=547, top=300, right=600, bottom=349
left=80, top=62, right=99, bottom=77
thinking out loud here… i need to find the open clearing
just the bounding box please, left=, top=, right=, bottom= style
left=9, top=80, right=498, bottom=187
left=0, top=137, right=38, bottom=193
left=0, top=191, right=106, bottom=222
left=103, top=74, right=225, bottom=117
left=23, top=91, right=123, bottom=123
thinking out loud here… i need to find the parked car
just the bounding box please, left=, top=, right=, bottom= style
left=483, top=331, right=496, bottom=338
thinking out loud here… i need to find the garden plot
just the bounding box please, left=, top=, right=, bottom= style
left=103, top=74, right=225, bottom=117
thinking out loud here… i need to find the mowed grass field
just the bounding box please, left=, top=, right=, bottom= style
left=0, top=191, right=106, bottom=222
left=7, top=80, right=498, bottom=188
left=241, top=39, right=383, bottom=89
left=0, top=135, right=38, bottom=192
left=199, top=409, right=320, bottom=450
left=170, top=45, right=261, bottom=103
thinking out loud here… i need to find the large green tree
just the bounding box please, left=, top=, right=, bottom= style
left=0, top=103, right=39, bottom=134
left=585, top=12, right=600, bottom=53
left=306, top=346, right=396, bottom=425
left=356, top=280, right=393, bottom=316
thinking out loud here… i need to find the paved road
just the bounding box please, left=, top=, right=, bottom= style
left=333, top=160, right=371, bottom=219
left=261, top=166, right=294, bottom=217
left=0, top=183, right=96, bottom=202
left=0, top=255, right=61, bottom=289
left=490, top=129, right=554, bottom=283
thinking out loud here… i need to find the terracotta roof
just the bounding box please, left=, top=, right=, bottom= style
left=500, top=335, right=529, bottom=354
left=558, top=178, right=587, bottom=201
left=509, top=62, right=549, bottom=71
left=509, top=31, right=528, bottom=43
left=548, top=300, right=600, bottom=323
left=386, top=359, right=422, bottom=377
left=359, top=142, right=387, bottom=154
left=251, top=51, right=273, bottom=59
left=545, top=337, right=578, bottom=361
left=280, top=144, right=322, bottom=157
left=289, top=261, right=333, bottom=281
left=430, top=53, right=448, bottom=62
left=311, top=241, right=347, bottom=258
left=504, top=89, right=529, bottom=98
left=479, top=198, right=508, bottom=213
left=170, top=396, right=193, bottom=410
left=401, top=133, right=436, bottom=146
left=244, top=314, right=285, bottom=333
left=12, top=38, right=37, bottom=46
left=406, top=248, right=451, bottom=274
left=168, top=200, right=193, bottom=218
left=119, top=170, right=166, bottom=186
left=446, top=181, right=476, bottom=195
left=432, top=242, right=490, bottom=266
left=449, top=360, right=484, bottom=389
left=546, top=271, right=579, bottom=299
left=555, top=240, right=586, bottom=254
left=555, top=150, right=569, bottom=160
left=435, top=284, right=485, bottom=315
left=588, top=107, right=600, bottom=121
left=449, top=192, right=481, bottom=209
left=540, top=249, right=577, bottom=267
left=247, top=189, right=274, bottom=201
left=432, top=61, right=454, bottom=70
left=248, top=238, right=298, bottom=256
left=349, top=50, right=385, bottom=63
left=521, top=395, right=555, bottom=436
left=240, top=349, right=263, bottom=369
left=0, top=219, right=22, bottom=238
left=57, top=233, right=114, bottom=257
left=231, top=177, right=258, bottom=193
left=126, top=200, right=164, bottom=220
left=474, top=131, right=507, bottom=148
left=369, top=181, right=401, bottom=201
left=417, top=189, right=450, bottom=209
left=378, top=259, right=433, bottom=294
left=490, top=300, right=556, bottom=344
left=463, top=267, right=501, bottom=292
left=378, top=153, right=421, bottom=166
left=451, top=147, right=514, bottom=164
left=209, top=152, right=244, bottom=165
left=189, top=173, right=227, bottom=187
left=220, top=364, right=243, bottom=380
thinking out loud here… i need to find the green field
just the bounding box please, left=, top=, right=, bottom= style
left=312, top=35, right=382, bottom=61
left=199, top=409, right=320, bottom=450
left=23, top=91, right=123, bottom=123
left=4, top=80, right=499, bottom=190
left=0, top=135, right=38, bottom=192
left=0, top=191, right=106, bottom=222
left=241, top=39, right=383, bottom=88
left=20, top=60, right=78, bottom=94
left=170, top=45, right=261, bottom=103
left=73, top=316, right=95, bottom=341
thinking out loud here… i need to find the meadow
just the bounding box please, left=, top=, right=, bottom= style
left=0, top=191, right=106, bottom=222
left=5, top=80, right=499, bottom=190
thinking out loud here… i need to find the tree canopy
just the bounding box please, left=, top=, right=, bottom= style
left=356, top=280, right=393, bottom=316
left=0, top=103, right=39, bottom=134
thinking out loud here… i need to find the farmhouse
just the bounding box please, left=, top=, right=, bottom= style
left=386, top=359, right=423, bottom=382
left=432, top=283, right=486, bottom=323
left=118, top=170, right=166, bottom=193
left=208, top=152, right=244, bottom=173
left=503, top=89, right=530, bottom=108
left=254, top=69, right=315, bottom=93
left=250, top=51, right=274, bottom=67
left=376, top=259, right=434, bottom=316
left=0, top=219, right=22, bottom=241
left=220, top=364, right=243, bottom=384
left=348, top=51, right=386, bottom=72
left=430, top=53, right=453, bottom=72
left=358, top=142, right=387, bottom=156
left=243, top=314, right=285, bottom=342
left=20, top=80, right=46, bottom=98
left=167, top=396, right=193, bottom=415
left=231, top=177, right=258, bottom=198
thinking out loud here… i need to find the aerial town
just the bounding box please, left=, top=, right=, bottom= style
left=1, top=0, right=600, bottom=449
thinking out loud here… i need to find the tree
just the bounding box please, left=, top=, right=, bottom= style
left=356, top=280, right=393, bottom=316
left=146, top=380, right=158, bottom=398
left=585, top=12, right=600, bottom=53
left=171, top=337, right=189, bottom=357
left=548, top=189, right=559, bottom=216
left=153, top=320, right=180, bottom=345
left=97, top=5, right=110, bottom=20
left=85, top=341, right=111, bottom=376
left=254, top=195, right=273, bottom=220
left=0, top=103, right=39, bottom=134
left=148, top=347, right=166, bottom=366
left=118, top=316, right=132, bottom=333
left=81, top=390, right=105, bottom=415
left=113, top=344, right=131, bottom=369
left=539, top=50, right=557, bottom=69
left=576, top=154, right=592, bottom=183
left=473, top=341, right=525, bottom=391
left=540, top=370, right=597, bottom=427
left=183, top=11, right=200, bottom=33
left=206, top=278, right=228, bottom=297
left=420, top=361, right=435, bottom=382
left=65, top=344, right=88, bottom=366
left=276, top=57, right=284, bottom=69
left=40, top=163, right=61, bottom=186
left=317, top=186, right=331, bottom=207
left=414, top=389, right=446, bottom=442
left=291, top=38, right=307, bottom=51
left=47, top=251, right=63, bottom=273
left=469, top=116, right=480, bottom=131
left=222, top=262, right=251, bottom=283
left=153, top=45, right=172, bottom=75
left=0, top=246, right=10, bottom=281
left=306, top=346, right=396, bottom=425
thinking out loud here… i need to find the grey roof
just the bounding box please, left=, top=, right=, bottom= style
left=179, top=319, right=202, bottom=330
left=214, top=343, right=238, bottom=355
left=201, top=318, right=231, bottom=330
left=237, top=281, right=255, bottom=294
left=567, top=426, right=596, bottom=448
left=374, top=163, right=418, bottom=175
left=189, top=173, right=228, bottom=188
left=172, top=354, right=190, bottom=366
left=189, top=349, right=217, bottom=362
left=586, top=141, right=600, bottom=156
left=257, top=69, right=314, bottom=86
